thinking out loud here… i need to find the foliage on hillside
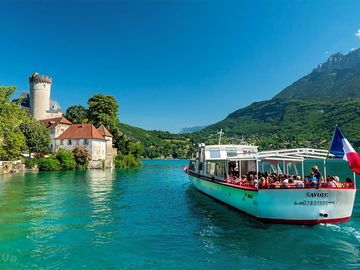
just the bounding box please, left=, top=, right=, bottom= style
left=119, top=123, right=193, bottom=159
left=116, top=97, right=360, bottom=157
left=198, top=98, right=360, bottom=151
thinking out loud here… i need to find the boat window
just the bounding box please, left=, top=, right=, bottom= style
left=209, top=148, right=221, bottom=158
left=241, top=160, right=249, bottom=175
left=243, top=149, right=250, bottom=154
left=226, top=147, right=237, bottom=157
left=240, top=160, right=256, bottom=175
left=189, top=160, right=196, bottom=171
left=206, top=161, right=226, bottom=178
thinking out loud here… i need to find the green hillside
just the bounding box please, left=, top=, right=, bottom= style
left=119, top=123, right=193, bottom=159
left=198, top=98, right=360, bottom=150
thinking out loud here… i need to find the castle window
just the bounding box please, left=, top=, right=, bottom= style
left=60, top=140, right=64, bottom=145
left=84, top=139, right=89, bottom=145
left=68, top=140, right=72, bottom=145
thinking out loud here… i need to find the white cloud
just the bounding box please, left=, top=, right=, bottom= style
left=355, top=29, right=360, bottom=38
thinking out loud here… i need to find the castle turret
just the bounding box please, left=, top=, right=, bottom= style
left=29, top=72, right=52, bottom=120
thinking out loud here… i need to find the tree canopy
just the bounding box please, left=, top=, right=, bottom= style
left=65, top=105, right=88, bottom=124
left=0, top=86, right=50, bottom=160
left=20, top=117, right=50, bottom=156
left=86, top=94, right=124, bottom=148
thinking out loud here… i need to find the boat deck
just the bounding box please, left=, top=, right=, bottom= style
left=186, top=168, right=356, bottom=191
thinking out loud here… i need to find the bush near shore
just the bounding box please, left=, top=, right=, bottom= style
left=25, top=148, right=91, bottom=171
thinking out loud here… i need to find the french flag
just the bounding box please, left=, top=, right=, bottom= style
left=329, top=127, right=360, bottom=175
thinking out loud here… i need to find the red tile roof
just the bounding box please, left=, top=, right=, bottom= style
left=40, top=117, right=72, bottom=129
left=97, top=124, right=113, bottom=137
left=56, top=124, right=106, bottom=140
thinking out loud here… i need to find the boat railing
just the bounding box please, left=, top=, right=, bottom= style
left=225, top=176, right=355, bottom=190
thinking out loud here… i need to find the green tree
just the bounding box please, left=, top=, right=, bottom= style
left=20, top=118, right=50, bottom=156
left=0, top=86, right=27, bottom=160
left=55, top=149, right=76, bottom=170
left=87, top=94, right=121, bottom=141
left=37, top=157, right=61, bottom=171
left=65, top=105, right=88, bottom=124
left=0, top=86, right=15, bottom=104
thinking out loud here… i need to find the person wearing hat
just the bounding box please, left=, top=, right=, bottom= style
left=311, top=165, right=321, bottom=181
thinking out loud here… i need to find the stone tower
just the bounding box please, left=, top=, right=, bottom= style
left=29, top=72, right=52, bottom=120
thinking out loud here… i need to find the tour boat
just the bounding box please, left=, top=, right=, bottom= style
left=184, top=144, right=357, bottom=224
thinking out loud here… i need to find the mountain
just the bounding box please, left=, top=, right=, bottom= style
left=197, top=49, right=360, bottom=150
left=314, top=49, right=360, bottom=72
left=122, top=48, right=360, bottom=157
left=274, top=49, right=360, bottom=100
left=179, top=125, right=206, bottom=134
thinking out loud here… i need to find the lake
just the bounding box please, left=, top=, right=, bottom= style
left=0, top=160, right=359, bottom=269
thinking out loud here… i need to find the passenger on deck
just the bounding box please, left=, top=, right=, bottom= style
left=282, top=177, right=289, bottom=187
left=333, top=176, right=343, bottom=188
left=294, top=176, right=305, bottom=188
left=259, top=177, right=268, bottom=188
left=311, top=165, right=321, bottom=181
left=327, top=177, right=337, bottom=188
left=241, top=175, right=249, bottom=186
left=306, top=172, right=318, bottom=187
left=345, top=177, right=354, bottom=188
left=248, top=174, right=254, bottom=186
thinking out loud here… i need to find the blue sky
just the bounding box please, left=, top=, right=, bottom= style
left=1, top=0, right=360, bottom=132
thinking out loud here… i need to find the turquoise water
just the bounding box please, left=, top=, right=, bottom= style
left=0, top=160, right=359, bottom=269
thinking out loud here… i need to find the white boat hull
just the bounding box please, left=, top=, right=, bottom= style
left=189, top=173, right=356, bottom=224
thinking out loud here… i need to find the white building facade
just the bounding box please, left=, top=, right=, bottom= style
left=40, top=117, right=72, bottom=152
left=55, top=124, right=110, bottom=161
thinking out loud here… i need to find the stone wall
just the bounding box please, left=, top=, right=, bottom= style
left=0, top=160, right=26, bottom=175
left=88, top=157, right=114, bottom=169
left=88, top=160, right=104, bottom=169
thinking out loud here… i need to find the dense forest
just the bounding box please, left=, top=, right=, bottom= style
left=114, top=97, right=360, bottom=159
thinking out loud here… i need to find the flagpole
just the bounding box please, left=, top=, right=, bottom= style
left=353, top=172, right=357, bottom=188
left=323, top=125, right=337, bottom=186
left=218, top=129, right=223, bottom=145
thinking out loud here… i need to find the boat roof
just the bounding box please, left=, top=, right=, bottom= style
left=257, top=148, right=332, bottom=162
left=203, top=144, right=258, bottom=160
left=201, top=144, right=332, bottom=162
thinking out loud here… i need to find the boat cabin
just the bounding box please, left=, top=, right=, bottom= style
left=187, top=144, right=356, bottom=190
